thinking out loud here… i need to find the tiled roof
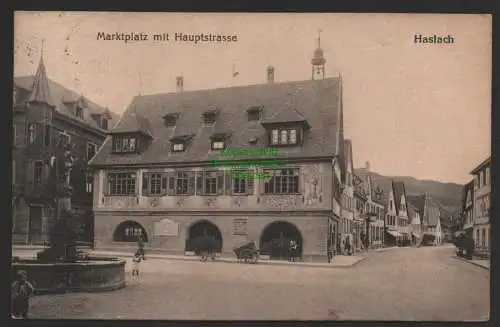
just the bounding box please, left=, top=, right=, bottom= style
left=111, top=113, right=154, bottom=138
left=90, top=78, right=343, bottom=167
left=406, top=195, right=425, bottom=216
left=14, top=70, right=119, bottom=132
left=392, top=181, right=406, bottom=215
left=27, top=57, right=56, bottom=107
left=407, top=202, right=416, bottom=220
left=461, top=180, right=474, bottom=211
left=343, top=139, right=353, bottom=184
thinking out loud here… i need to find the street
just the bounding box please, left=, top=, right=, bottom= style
left=24, top=245, right=489, bottom=320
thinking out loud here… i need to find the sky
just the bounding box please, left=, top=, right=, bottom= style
left=14, top=12, right=491, bottom=184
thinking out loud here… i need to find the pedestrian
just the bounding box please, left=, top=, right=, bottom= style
left=131, top=253, right=143, bottom=279
left=11, top=270, right=35, bottom=319
left=345, top=236, right=352, bottom=256
left=137, top=235, right=146, bottom=260
left=327, top=246, right=333, bottom=263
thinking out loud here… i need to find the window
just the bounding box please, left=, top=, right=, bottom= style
left=389, top=200, right=393, bottom=211
left=202, top=110, right=218, bottom=125
left=204, top=170, right=218, bottom=195
left=247, top=109, right=261, bottom=121
left=483, top=168, right=488, bottom=186
left=175, top=172, right=189, bottom=195
left=33, top=161, right=44, bottom=184
left=476, top=229, right=480, bottom=247
left=44, top=125, right=51, bottom=148
left=264, top=168, right=300, bottom=194
left=107, top=172, right=137, bottom=196
left=27, top=124, right=36, bottom=144
left=76, top=106, right=83, bottom=119
left=474, top=175, right=479, bottom=190
left=211, top=141, right=225, bottom=150
left=87, top=142, right=98, bottom=160
left=85, top=173, right=93, bottom=193
left=59, top=132, right=70, bottom=147
left=270, top=128, right=299, bottom=146
left=12, top=160, right=15, bottom=185
left=113, top=136, right=137, bottom=153
left=142, top=173, right=167, bottom=196
left=101, top=118, right=108, bottom=130
left=231, top=169, right=253, bottom=195
left=164, top=113, right=179, bottom=127
left=172, top=142, right=185, bottom=152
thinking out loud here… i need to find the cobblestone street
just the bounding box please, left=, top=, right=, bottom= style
left=25, top=245, right=489, bottom=320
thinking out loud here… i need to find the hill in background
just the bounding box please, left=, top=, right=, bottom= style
left=354, top=169, right=463, bottom=221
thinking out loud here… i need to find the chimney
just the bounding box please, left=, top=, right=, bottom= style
left=365, top=161, right=370, bottom=171
left=176, top=76, right=184, bottom=92
left=267, top=66, right=275, bottom=83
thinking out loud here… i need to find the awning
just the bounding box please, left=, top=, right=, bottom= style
left=411, top=232, right=420, bottom=238
left=387, top=230, right=402, bottom=237
left=463, top=223, right=474, bottom=230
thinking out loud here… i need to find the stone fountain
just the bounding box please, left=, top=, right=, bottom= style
left=11, top=142, right=126, bottom=294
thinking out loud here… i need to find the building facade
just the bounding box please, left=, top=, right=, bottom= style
left=353, top=163, right=385, bottom=249
left=383, top=181, right=409, bottom=246
left=341, top=139, right=355, bottom=251
left=12, top=55, right=116, bottom=245
left=407, top=202, right=422, bottom=245
left=470, top=157, right=491, bottom=253
left=459, top=180, right=475, bottom=238
left=89, top=41, right=349, bottom=260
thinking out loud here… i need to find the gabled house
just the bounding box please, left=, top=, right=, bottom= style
left=353, top=162, right=385, bottom=249
left=353, top=172, right=367, bottom=251
left=460, top=180, right=474, bottom=237
left=406, top=195, right=425, bottom=245
left=12, top=54, right=118, bottom=245
left=88, top=39, right=349, bottom=261
left=393, top=182, right=410, bottom=245
left=341, top=139, right=355, bottom=251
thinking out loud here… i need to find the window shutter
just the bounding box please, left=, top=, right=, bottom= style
left=217, top=171, right=224, bottom=195
left=167, top=172, right=176, bottom=196
left=187, top=171, right=195, bottom=195
left=196, top=172, right=204, bottom=195
left=142, top=174, right=148, bottom=195
left=225, top=170, right=232, bottom=195
left=246, top=171, right=254, bottom=195
left=161, top=174, right=168, bottom=195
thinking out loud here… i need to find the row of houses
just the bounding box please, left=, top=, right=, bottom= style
left=12, top=36, right=445, bottom=261
left=458, top=157, right=491, bottom=257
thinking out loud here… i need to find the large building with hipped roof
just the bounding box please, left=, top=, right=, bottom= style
left=88, top=35, right=350, bottom=260
left=12, top=52, right=118, bottom=245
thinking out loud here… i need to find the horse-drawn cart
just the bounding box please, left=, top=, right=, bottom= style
left=233, top=241, right=260, bottom=263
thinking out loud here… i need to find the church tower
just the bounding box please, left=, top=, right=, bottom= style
left=311, top=29, right=326, bottom=80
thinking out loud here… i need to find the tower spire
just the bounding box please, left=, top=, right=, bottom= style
left=28, top=40, right=55, bottom=107
left=311, top=29, right=326, bottom=80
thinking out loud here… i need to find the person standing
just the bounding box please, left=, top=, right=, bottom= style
left=131, top=253, right=143, bottom=279
left=11, top=270, right=35, bottom=319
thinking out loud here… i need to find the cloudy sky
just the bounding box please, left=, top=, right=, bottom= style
left=14, top=12, right=491, bottom=184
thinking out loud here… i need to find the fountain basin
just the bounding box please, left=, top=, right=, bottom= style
left=11, top=257, right=126, bottom=294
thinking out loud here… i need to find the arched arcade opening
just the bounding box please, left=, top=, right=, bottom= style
left=113, top=220, right=148, bottom=243
left=185, top=220, right=223, bottom=253
left=259, top=221, right=303, bottom=260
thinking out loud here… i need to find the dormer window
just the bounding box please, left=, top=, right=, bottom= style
left=172, top=143, right=185, bottom=152
left=212, top=140, right=225, bottom=150
left=163, top=113, right=180, bottom=127
left=270, top=127, right=299, bottom=146
left=113, top=135, right=138, bottom=153
left=170, top=134, right=193, bottom=152
left=76, top=106, right=84, bottom=119
left=247, top=106, right=263, bottom=121
left=202, top=109, right=219, bottom=125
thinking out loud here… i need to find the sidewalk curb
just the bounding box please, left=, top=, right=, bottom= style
left=12, top=247, right=366, bottom=269
left=452, top=256, right=490, bottom=270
